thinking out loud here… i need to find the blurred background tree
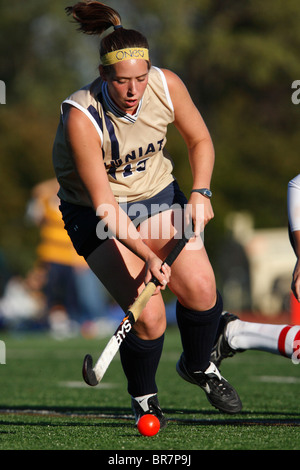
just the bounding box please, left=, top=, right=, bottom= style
left=0, top=0, right=299, bottom=279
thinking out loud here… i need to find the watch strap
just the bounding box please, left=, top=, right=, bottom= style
left=190, top=188, right=212, bottom=198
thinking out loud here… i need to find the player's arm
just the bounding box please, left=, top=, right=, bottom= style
left=162, top=69, right=215, bottom=234
left=291, top=230, right=300, bottom=301
left=63, top=105, right=169, bottom=287
left=287, top=175, right=300, bottom=301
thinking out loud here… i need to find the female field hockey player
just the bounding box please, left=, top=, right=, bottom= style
left=52, top=1, right=242, bottom=428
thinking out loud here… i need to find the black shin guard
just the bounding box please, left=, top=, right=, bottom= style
left=119, top=332, right=165, bottom=397
left=176, top=292, right=223, bottom=372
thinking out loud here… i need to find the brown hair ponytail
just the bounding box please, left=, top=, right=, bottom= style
left=65, top=1, right=121, bottom=36
left=66, top=1, right=150, bottom=69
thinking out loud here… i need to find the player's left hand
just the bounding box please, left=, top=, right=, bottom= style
left=185, top=192, right=214, bottom=237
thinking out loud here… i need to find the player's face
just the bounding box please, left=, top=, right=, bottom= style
left=101, top=60, right=149, bottom=115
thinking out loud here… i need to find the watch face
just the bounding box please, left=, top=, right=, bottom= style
left=203, top=189, right=212, bottom=198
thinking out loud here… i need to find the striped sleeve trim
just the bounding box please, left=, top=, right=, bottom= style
left=61, top=99, right=104, bottom=145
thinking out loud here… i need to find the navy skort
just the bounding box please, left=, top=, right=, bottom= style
left=59, top=180, right=188, bottom=259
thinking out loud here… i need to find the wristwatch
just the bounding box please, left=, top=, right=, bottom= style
left=191, top=188, right=212, bottom=199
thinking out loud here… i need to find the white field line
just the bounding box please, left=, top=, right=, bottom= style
left=253, top=376, right=300, bottom=384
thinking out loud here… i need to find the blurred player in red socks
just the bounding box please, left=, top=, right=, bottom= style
left=211, top=175, right=300, bottom=367
left=211, top=311, right=300, bottom=368
left=52, top=2, right=242, bottom=429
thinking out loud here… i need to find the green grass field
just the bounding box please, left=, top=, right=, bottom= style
left=0, top=325, right=299, bottom=454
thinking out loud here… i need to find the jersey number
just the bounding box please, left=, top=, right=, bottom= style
left=123, top=158, right=148, bottom=178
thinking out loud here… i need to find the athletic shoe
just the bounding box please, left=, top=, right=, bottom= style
left=210, top=311, right=245, bottom=368
left=176, top=353, right=242, bottom=414
left=131, top=394, right=167, bottom=429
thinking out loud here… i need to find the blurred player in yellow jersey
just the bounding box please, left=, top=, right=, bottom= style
left=27, top=178, right=108, bottom=337
left=30, top=179, right=87, bottom=269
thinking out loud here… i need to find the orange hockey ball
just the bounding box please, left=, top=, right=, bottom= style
left=137, top=414, right=160, bottom=436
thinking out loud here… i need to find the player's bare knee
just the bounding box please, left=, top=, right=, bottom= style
left=135, top=308, right=166, bottom=339
left=179, top=275, right=216, bottom=311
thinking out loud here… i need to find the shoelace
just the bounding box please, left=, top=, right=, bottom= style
left=148, top=399, right=163, bottom=417
left=207, top=375, right=233, bottom=397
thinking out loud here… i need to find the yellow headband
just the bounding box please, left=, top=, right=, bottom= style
left=101, top=48, right=149, bottom=66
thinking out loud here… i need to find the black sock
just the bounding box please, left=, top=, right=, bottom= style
left=119, top=332, right=164, bottom=397
left=176, top=292, right=223, bottom=372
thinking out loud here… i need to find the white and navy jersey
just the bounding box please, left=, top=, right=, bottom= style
left=288, top=174, right=300, bottom=232
left=52, top=66, right=175, bottom=206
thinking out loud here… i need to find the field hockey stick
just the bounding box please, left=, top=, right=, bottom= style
left=82, top=228, right=193, bottom=386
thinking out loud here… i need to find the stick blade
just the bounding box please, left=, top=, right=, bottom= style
left=82, top=354, right=99, bottom=386
left=93, top=335, right=120, bottom=382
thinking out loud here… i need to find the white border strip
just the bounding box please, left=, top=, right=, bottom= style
left=153, top=66, right=174, bottom=112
